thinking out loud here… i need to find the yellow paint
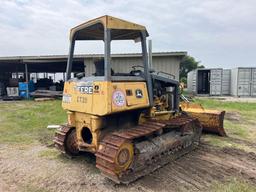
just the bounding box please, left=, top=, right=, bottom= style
left=62, top=81, right=108, bottom=115
left=70, top=15, right=147, bottom=40
left=114, top=142, right=134, bottom=173
left=180, top=101, right=223, bottom=115
left=62, top=81, right=149, bottom=116
left=180, top=101, right=226, bottom=135
left=62, top=80, right=150, bottom=152
left=66, top=111, right=104, bottom=153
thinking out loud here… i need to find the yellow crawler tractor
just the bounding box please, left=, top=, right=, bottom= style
left=54, top=15, right=207, bottom=183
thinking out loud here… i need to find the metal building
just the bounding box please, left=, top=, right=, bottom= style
left=187, top=68, right=231, bottom=96
left=83, top=52, right=185, bottom=81
left=0, top=52, right=185, bottom=81
left=231, top=67, right=256, bottom=97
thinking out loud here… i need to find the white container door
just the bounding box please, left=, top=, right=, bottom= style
left=187, top=71, right=196, bottom=93
left=237, top=68, right=251, bottom=96
left=210, top=69, right=222, bottom=95
left=222, top=70, right=231, bottom=95
left=251, top=68, right=256, bottom=96
left=192, top=71, right=197, bottom=93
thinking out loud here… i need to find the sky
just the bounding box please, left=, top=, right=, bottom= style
left=0, top=0, right=256, bottom=68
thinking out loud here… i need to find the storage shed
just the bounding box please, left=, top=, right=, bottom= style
left=0, top=51, right=186, bottom=97
left=231, top=67, right=256, bottom=97
left=187, top=68, right=231, bottom=96
left=83, top=52, right=184, bottom=81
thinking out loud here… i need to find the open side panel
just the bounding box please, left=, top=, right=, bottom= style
left=197, top=70, right=210, bottom=94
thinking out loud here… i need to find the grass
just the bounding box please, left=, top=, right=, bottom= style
left=203, top=135, right=255, bottom=153
left=194, top=98, right=256, bottom=111
left=0, top=98, right=255, bottom=147
left=211, top=178, right=256, bottom=192
left=0, top=100, right=66, bottom=145
left=195, top=98, right=256, bottom=138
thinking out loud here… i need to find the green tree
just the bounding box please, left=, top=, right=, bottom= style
left=180, top=55, right=204, bottom=84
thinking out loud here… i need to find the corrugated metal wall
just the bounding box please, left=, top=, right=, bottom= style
left=252, top=68, right=256, bottom=96
left=111, top=57, right=143, bottom=74
left=187, top=70, right=196, bottom=93
left=209, top=69, right=222, bottom=95
left=84, top=56, right=180, bottom=80
left=231, top=68, right=238, bottom=96
left=237, top=68, right=251, bottom=96
left=152, top=56, right=180, bottom=80
left=84, top=58, right=94, bottom=77
left=222, top=69, right=231, bottom=95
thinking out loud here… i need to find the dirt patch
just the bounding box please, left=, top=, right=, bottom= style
left=135, top=144, right=256, bottom=191
left=0, top=142, right=256, bottom=192
left=225, top=111, right=241, bottom=122
left=0, top=178, right=17, bottom=192
left=228, top=137, right=256, bottom=149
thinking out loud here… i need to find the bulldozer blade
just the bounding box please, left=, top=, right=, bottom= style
left=185, top=110, right=226, bottom=136
left=180, top=102, right=226, bottom=136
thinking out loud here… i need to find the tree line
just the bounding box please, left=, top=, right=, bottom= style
left=180, top=55, right=204, bottom=84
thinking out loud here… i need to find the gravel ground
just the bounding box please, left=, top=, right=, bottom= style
left=1, top=139, right=255, bottom=192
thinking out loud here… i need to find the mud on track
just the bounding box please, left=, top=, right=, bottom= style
left=0, top=142, right=256, bottom=192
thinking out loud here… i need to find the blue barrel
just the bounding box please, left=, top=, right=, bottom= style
left=19, top=90, right=29, bottom=98
left=18, top=82, right=35, bottom=92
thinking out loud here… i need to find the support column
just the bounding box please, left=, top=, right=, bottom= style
left=104, top=28, right=111, bottom=81
left=141, top=31, right=153, bottom=107
left=25, top=63, right=29, bottom=98
left=148, top=39, right=152, bottom=69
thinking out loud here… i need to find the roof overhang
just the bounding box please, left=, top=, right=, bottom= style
left=0, top=52, right=187, bottom=73
left=70, top=15, right=149, bottom=41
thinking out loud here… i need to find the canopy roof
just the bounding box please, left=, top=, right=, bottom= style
left=0, top=52, right=187, bottom=73
left=70, top=15, right=149, bottom=41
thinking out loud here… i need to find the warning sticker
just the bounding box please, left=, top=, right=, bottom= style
left=112, top=90, right=125, bottom=107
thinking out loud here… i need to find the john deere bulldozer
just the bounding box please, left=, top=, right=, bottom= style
left=54, top=15, right=223, bottom=184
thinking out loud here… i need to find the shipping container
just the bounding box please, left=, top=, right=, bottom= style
left=187, top=68, right=228, bottom=96
left=231, top=67, right=256, bottom=97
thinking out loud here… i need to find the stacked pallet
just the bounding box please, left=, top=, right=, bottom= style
left=30, top=90, right=62, bottom=98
